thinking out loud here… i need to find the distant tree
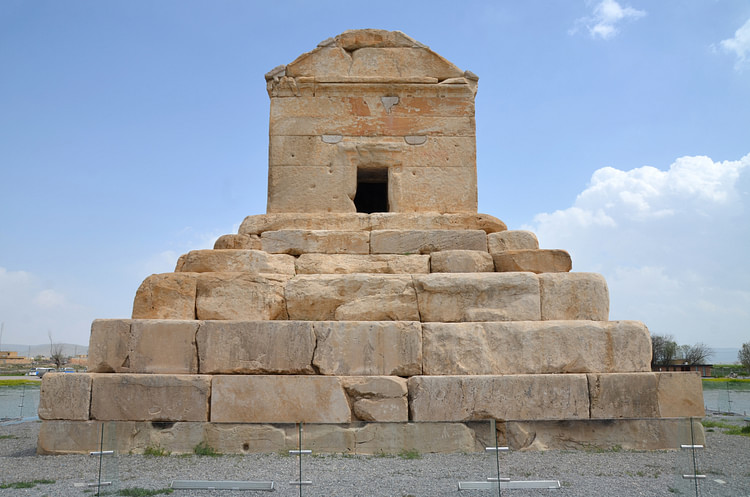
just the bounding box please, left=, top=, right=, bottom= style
left=651, top=334, right=678, bottom=367
left=682, top=343, right=713, bottom=365
left=48, top=331, right=66, bottom=370
left=739, top=343, right=750, bottom=373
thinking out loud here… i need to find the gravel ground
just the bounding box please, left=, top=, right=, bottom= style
left=1, top=415, right=748, bottom=497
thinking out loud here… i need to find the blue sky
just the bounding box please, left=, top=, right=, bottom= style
left=1, top=1, right=748, bottom=353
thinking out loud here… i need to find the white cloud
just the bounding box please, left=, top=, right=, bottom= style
left=720, top=17, right=750, bottom=70
left=525, top=153, right=750, bottom=347
left=571, top=0, right=646, bottom=40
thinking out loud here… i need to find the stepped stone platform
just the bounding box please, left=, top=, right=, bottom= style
left=38, top=29, right=704, bottom=454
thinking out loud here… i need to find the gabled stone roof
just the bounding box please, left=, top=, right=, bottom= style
left=266, top=29, right=477, bottom=84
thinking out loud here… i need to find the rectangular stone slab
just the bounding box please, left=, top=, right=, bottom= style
left=176, top=249, right=295, bottom=274
left=132, top=273, right=198, bottom=320
left=295, top=254, right=429, bottom=274
left=211, top=375, right=351, bottom=423
left=267, top=165, right=356, bottom=213
left=312, top=321, right=422, bottom=376
left=88, top=319, right=131, bottom=373
left=487, top=230, right=539, bottom=253
left=413, top=273, right=541, bottom=322
left=261, top=230, right=369, bottom=255
left=38, top=373, right=93, bottom=420
left=389, top=166, right=478, bottom=213
left=197, top=321, right=316, bottom=374
left=91, top=374, right=210, bottom=422
left=408, top=375, right=590, bottom=421
left=285, top=274, right=419, bottom=321
left=539, top=273, right=609, bottom=320
left=422, top=320, right=652, bottom=375
left=270, top=115, right=475, bottom=137
left=370, top=229, right=487, bottom=254
left=493, top=249, right=572, bottom=274
left=195, top=273, right=288, bottom=320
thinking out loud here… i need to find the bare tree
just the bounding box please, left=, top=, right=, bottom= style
left=739, top=342, right=750, bottom=373
left=48, top=331, right=66, bottom=370
left=682, top=343, right=713, bottom=365
left=651, top=334, right=677, bottom=367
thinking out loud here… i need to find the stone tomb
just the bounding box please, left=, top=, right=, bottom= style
left=38, top=29, right=704, bottom=455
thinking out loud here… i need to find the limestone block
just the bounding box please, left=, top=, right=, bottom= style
left=285, top=274, right=419, bottom=321
left=503, top=418, right=705, bottom=451
left=430, top=250, right=494, bottom=273
left=126, top=320, right=199, bottom=374
left=271, top=115, right=474, bottom=137
left=211, top=376, right=351, bottom=423
left=204, top=424, right=287, bottom=453
left=353, top=422, right=481, bottom=454
left=413, top=273, right=541, bottom=322
left=389, top=167, right=477, bottom=213
left=238, top=212, right=506, bottom=235
left=408, top=375, right=590, bottom=421
left=38, top=420, right=131, bottom=454
left=266, top=165, right=356, bottom=213
left=213, top=233, right=262, bottom=250
left=130, top=421, right=206, bottom=454
left=270, top=97, right=474, bottom=121
left=588, top=373, right=660, bottom=419
left=176, top=249, right=295, bottom=275
left=285, top=46, right=355, bottom=79
left=197, top=321, right=316, bottom=374
left=337, top=29, right=421, bottom=50
left=342, top=376, right=409, bottom=422
left=91, top=374, right=210, bottom=422
left=493, top=249, right=572, bottom=273
left=422, top=320, right=652, bottom=375
left=487, top=230, right=539, bottom=253
left=195, top=273, right=288, bottom=320
left=261, top=230, right=369, bottom=255
left=313, top=322, right=421, bottom=376
left=38, top=373, right=92, bottom=420
left=539, top=273, right=609, bottom=321
left=296, top=254, right=429, bottom=274
left=88, top=319, right=131, bottom=373
left=656, top=372, right=705, bottom=417
left=132, top=273, right=198, bottom=320
left=283, top=424, right=356, bottom=453
left=348, top=47, right=464, bottom=81
left=370, top=230, right=486, bottom=254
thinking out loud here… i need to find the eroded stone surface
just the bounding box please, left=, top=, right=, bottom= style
left=371, top=229, right=486, bottom=254
left=213, top=234, right=262, bottom=250
left=413, top=273, right=541, bottom=322
left=487, top=230, right=538, bottom=253
left=38, top=373, right=92, bottom=420
left=342, top=376, right=409, bottom=422
left=195, top=273, right=288, bottom=320
left=539, top=273, right=609, bottom=321
left=588, top=372, right=660, bottom=419
left=197, top=321, right=315, bottom=374
left=422, top=321, right=652, bottom=375
left=313, top=322, right=421, bottom=376
left=211, top=375, right=351, bottom=423
left=493, top=249, right=572, bottom=274
left=656, top=372, right=705, bottom=418
left=261, top=230, right=369, bottom=255
left=430, top=250, right=494, bottom=273
left=88, top=319, right=131, bottom=373
left=132, top=273, right=198, bottom=320
left=286, top=274, right=419, bottom=321
left=296, top=254, right=429, bottom=274
left=176, top=249, right=295, bottom=275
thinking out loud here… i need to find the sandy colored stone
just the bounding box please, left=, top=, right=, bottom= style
left=213, top=233, right=262, bottom=250
left=487, top=230, right=539, bottom=253
left=283, top=424, right=356, bottom=453
left=389, top=167, right=477, bottom=213
left=286, top=274, right=419, bottom=321
left=422, top=320, right=652, bottom=375
left=38, top=373, right=92, bottom=420
left=197, top=321, right=315, bottom=374
left=539, top=273, right=609, bottom=320
left=271, top=115, right=474, bottom=138
left=195, top=273, right=288, bottom=320
left=656, top=372, right=705, bottom=417
left=503, top=418, right=705, bottom=451
left=238, top=212, right=505, bottom=235
left=132, top=273, right=198, bottom=320
left=127, top=320, right=199, bottom=374
left=413, top=273, right=541, bottom=322
left=408, top=375, right=590, bottom=422
left=352, top=398, right=408, bottom=422
left=266, top=165, right=356, bottom=213
left=261, top=230, right=369, bottom=255
left=271, top=97, right=474, bottom=121
left=353, top=422, right=482, bottom=454
left=88, top=319, right=131, bottom=373
left=588, top=373, right=660, bottom=419
left=493, top=249, right=572, bottom=273
left=204, top=424, right=287, bottom=453
left=370, top=229, right=486, bottom=254
left=91, top=374, right=210, bottom=422
left=211, top=375, right=351, bottom=423
left=341, top=377, right=409, bottom=422
left=176, top=249, right=295, bottom=275
left=296, top=254, right=429, bottom=274
left=313, top=322, right=421, bottom=376
left=341, top=376, right=409, bottom=398
left=430, top=250, right=494, bottom=273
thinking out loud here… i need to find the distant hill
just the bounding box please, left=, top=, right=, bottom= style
left=1, top=343, right=88, bottom=358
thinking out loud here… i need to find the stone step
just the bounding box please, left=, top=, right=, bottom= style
left=39, top=371, right=704, bottom=424
left=132, top=272, right=609, bottom=322
left=295, top=254, right=430, bottom=274
left=493, top=249, right=572, bottom=273
left=90, top=319, right=651, bottom=377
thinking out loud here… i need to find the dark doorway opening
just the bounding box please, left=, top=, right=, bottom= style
left=354, top=167, right=388, bottom=213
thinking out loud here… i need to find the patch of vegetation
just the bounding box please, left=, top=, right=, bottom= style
left=143, top=445, right=170, bottom=457
left=193, top=441, right=221, bottom=457
left=701, top=420, right=735, bottom=429
left=0, top=435, right=17, bottom=440
left=0, top=479, right=55, bottom=489
left=701, top=378, right=750, bottom=390
left=0, top=379, right=40, bottom=387
left=397, top=449, right=421, bottom=460
left=700, top=419, right=750, bottom=436
left=116, top=488, right=174, bottom=496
